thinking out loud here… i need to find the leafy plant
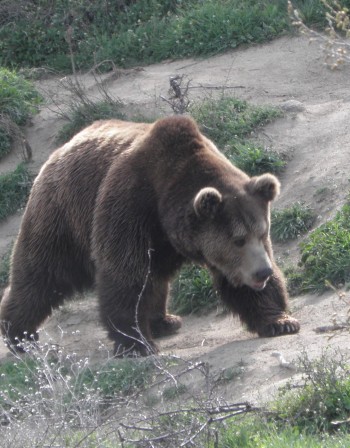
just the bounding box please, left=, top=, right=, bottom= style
left=0, top=68, right=42, bottom=125
left=56, top=100, right=125, bottom=143
left=73, top=358, right=155, bottom=397
left=191, top=97, right=281, bottom=147
left=271, top=202, right=315, bottom=242
left=0, top=0, right=332, bottom=71
left=0, top=126, right=12, bottom=159
left=171, top=265, right=218, bottom=315
left=0, top=243, right=12, bottom=288
left=0, top=163, right=31, bottom=222
left=227, top=143, right=285, bottom=176
left=298, top=203, right=350, bottom=290
left=272, top=350, right=350, bottom=432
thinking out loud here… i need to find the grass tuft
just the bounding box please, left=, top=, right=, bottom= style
left=271, top=202, right=315, bottom=242
left=0, top=163, right=31, bottom=222
left=171, top=265, right=218, bottom=315
left=0, top=243, right=12, bottom=288
left=297, top=202, right=350, bottom=291
left=0, top=68, right=42, bottom=125
left=192, top=96, right=284, bottom=176
left=191, top=96, right=281, bottom=146
left=228, top=143, right=285, bottom=176
left=56, top=100, right=125, bottom=144
left=272, top=350, right=350, bottom=433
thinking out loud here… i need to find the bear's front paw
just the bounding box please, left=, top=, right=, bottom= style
left=151, top=314, right=182, bottom=338
left=258, top=316, right=300, bottom=337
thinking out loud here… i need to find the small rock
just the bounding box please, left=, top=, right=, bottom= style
left=280, top=100, right=305, bottom=113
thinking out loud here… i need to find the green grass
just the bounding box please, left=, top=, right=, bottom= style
left=191, top=97, right=281, bottom=147
left=0, top=359, right=38, bottom=404
left=171, top=265, right=218, bottom=315
left=296, top=202, right=350, bottom=291
left=192, top=96, right=285, bottom=176
left=221, top=351, right=350, bottom=447
left=0, top=163, right=31, bottom=222
left=228, top=143, right=285, bottom=176
left=0, top=244, right=12, bottom=288
left=0, top=352, right=155, bottom=413
left=271, top=202, right=315, bottom=242
left=0, top=0, right=338, bottom=71
left=56, top=100, right=125, bottom=143
left=0, top=68, right=42, bottom=160
left=0, top=126, right=12, bottom=160
left=222, top=421, right=350, bottom=447
left=0, top=68, right=42, bottom=125
left=272, top=351, right=350, bottom=433
left=72, top=358, right=155, bottom=397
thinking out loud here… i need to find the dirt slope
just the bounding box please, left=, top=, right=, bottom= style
left=1, top=36, right=350, bottom=404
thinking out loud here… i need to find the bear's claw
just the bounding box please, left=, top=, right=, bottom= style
left=151, top=314, right=182, bottom=338
left=258, top=316, right=300, bottom=337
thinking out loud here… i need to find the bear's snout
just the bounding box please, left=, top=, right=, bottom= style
left=249, top=267, right=273, bottom=290
left=254, top=267, right=273, bottom=282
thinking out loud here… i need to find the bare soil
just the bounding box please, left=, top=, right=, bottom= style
left=1, top=36, right=350, bottom=405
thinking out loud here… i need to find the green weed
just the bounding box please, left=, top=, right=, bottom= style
left=228, top=143, right=285, bottom=176
left=192, top=96, right=284, bottom=175
left=283, top=265, right=305, bottom=296
left=0, top=244, right=12, bottom=288
left=272, top=350, right=350, bottom=433
left=0, top=163, right=31, bottom=222
left=222, top=421, right=350, bottom=447
left=0, top=359, right=38, bottom=404
left=222, top=351, right=350, bottom=447
left=171, top=265, right=218, bottom=315
left=56, top=100, right=125, bottom=143
left=73, top=358, right=155, bottom=397
left=0, top=0, right=333, bottom=71
left=271, top=202, right=315, bottom=242
left=191, top=97, right=281, bottom=147
left=0, top=68, right=42, bottom=125
left=298, top=203, right=350, bottom=291
left=0, top=127, right=11, bottom=159
left=163, top=384, right=188, bottom=400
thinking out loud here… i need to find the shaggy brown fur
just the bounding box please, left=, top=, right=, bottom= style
left=0, top=116, right=299, bottom=356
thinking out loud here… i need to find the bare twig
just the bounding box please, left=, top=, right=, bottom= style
left=160, top=74, right=192, bottom=114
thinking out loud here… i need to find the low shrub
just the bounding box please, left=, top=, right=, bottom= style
left=298, top=203, right=350, bottom=290
left=271, top=202, right=315, bottom=242
left=0, top=244, right=12, bottom=288
left=0, top=163, right=32, bottom=222
left=56, top=99, right=125, bottom=143
left=0, top=68, right=42, bottom=125
left=228, top=143, right=285, bottom=176
left=191, top=96, right=281, bottom=147
left=171, top=265, right=218, bottom=315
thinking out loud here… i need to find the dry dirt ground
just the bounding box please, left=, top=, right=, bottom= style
left=1, top=36, right=350, bottom=405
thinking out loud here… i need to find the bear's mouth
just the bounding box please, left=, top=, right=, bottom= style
left=250, top=279, right=268, bottom=291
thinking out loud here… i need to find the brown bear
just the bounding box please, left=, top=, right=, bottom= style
left=0, top=116, right=299, bottom=356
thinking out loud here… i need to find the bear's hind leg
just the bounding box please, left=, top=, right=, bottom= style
left=97, top=273, right=159, bottom=357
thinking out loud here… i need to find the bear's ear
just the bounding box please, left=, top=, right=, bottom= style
left=247, top=173, right=280, bottom=202
left=194, top=187, right=223, bottom=219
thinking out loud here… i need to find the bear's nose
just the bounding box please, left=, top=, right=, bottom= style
left=254, top=267, right=273, bottom=282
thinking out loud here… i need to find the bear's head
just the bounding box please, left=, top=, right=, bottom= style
left=164, top=172, right=280, bottom=291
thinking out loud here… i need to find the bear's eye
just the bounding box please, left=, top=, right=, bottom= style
left=234, top=238, right=246, bottom=248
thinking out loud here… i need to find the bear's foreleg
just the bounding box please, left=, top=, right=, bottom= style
left=149, top=277, right=182, bottom=338
left=0, top=285, right=53, bottom=352
left=213, top=268, right=300, bottom=337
